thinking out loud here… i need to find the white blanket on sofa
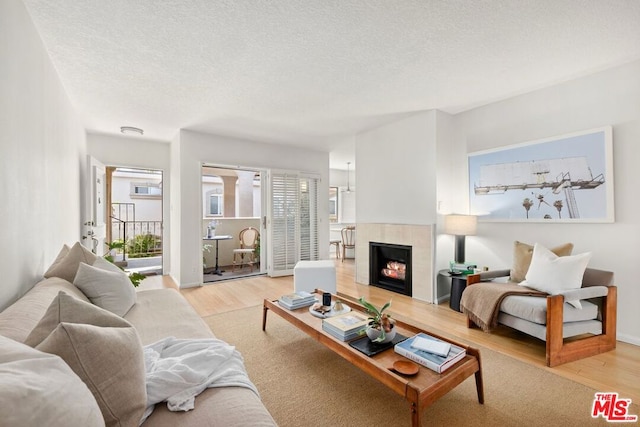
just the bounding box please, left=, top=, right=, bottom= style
left=140, top=336, right=259, bottom=424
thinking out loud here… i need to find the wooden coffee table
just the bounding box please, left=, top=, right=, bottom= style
left=262, top=291, right=484, bottom=426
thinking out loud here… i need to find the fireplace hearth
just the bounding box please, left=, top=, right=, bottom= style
left=369, top=242, right=412, bottom=296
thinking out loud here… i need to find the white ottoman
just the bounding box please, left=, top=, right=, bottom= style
left=293, top=260, right=337, bottom=294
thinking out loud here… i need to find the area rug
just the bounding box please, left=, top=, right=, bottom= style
left=203, top=306, right=637, bottom=426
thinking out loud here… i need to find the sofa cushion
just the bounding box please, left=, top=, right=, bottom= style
left=142, top=386, right=277, bottom=426
left=0, top=335, right=104, bottom=427
left=0, top=277, right=91, bottom=343
left=37, top=323, right=146, bottom=427
left=26, top=292, right=146, bottom=427
left=44, top=241, right=98, bottom=283
left=45, top=243, right=70, bottom=272
left=125, top=288, right=214, bottom=345
left=74, top=258, right=136, bottom=316
left=500, top=295, right=598, bottom=325
left=511, top=241, right=573, bottom=283
left=24, top=291, right=131, bottom=347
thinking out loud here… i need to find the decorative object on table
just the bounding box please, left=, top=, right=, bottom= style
left=309, top=301, right=351, bottom=319
left=358, top=297, right=396, bottom=343
left=391, top=360, right=420, bottom=376
left=278, top=291, right=316, bottom=310
left=322, top=292, right=331, bottom=306
left=349, top=333, right=408, bottom=357
left=321, top=311, right=369, bottom=341
left=394, top=333, right=466, bottom=373
left=206, top=220, right=219, bottom=238
left=448, top=261, right=477, bottom=275
left=444, top=214, right=477, bottom=264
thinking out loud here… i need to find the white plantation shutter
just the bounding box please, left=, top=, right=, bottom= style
left=299, top=176, right=319, bottom=261
left=267, top=171, right=319, bottom=276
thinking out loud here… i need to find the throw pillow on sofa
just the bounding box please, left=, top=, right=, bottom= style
left=510, top=240, right=574, bottom=283
left=44, top=241, right=97, bottom=283
left=0, top=335, right=104, bottom=427
left=24, top=291, right=131, bottom=347
left=24, top=292, right=147, bottom=427
left=74, top=257, right=137, bottom=316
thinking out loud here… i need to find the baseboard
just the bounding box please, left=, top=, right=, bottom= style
left=435, top=293, right=451, bottom=305
left=617, top=333, right=640, bottom=347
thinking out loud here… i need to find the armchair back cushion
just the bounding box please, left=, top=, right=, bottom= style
left=511, top=241, right=573, bottom=283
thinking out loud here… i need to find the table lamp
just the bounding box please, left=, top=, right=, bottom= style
left=444, top=214, right=477, bottom=264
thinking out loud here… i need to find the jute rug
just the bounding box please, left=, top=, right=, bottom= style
left=203, top=306, right=638, bottom=426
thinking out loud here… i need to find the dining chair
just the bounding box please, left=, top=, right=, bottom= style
left=341, top=226, right=356, bottom=262
left=232, top=227, right=259, bottom=271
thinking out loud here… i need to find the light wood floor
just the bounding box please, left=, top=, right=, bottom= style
left=140, top=260, right=640, bottom=403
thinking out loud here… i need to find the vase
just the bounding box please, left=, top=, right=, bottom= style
left=366, top=326, right=396, bottom=344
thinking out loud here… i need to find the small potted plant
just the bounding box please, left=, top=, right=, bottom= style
left=359, top=297, right=396, bottom=343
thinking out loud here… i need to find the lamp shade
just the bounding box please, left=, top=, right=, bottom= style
left=444, top=214, right=477, bottom=236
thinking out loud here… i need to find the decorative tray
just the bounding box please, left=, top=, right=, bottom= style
left=309, top=302, right=352, bottom=319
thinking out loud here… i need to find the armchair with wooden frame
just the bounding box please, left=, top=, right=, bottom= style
left=463, top=267, right=617, bottom=367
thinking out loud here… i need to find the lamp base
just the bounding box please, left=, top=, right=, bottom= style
left=454, top=234, right=466, bottom=264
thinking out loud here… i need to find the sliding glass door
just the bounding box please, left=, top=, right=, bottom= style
left=267, top=170, right=319, bottom=277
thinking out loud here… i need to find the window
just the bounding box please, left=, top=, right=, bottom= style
left=208, top=193, right=223, bottom=216
left=130, top=182, right=161, bottom=199
left=329, top=186, right=338, bottom=222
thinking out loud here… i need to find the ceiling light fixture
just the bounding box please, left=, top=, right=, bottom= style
left=120, top=126, right=144, bottom=136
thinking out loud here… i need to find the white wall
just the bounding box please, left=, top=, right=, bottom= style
left=354, top=110, right=439, bottom=301
left=449, top=60, right=640, bottom=345
left=172, top=129, right=330, bottom=287
left=0, top=0, right=86, bottom=310
left=356, top=110, right=438, bottom=225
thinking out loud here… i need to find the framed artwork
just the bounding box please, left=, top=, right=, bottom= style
left=468, top=126, right=614, bottom=223
left=329, top=187, right=338, bottom=222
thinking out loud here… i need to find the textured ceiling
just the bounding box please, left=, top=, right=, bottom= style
left=22, top=0, right=640, bottom=162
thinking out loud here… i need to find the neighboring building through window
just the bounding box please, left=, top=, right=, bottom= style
left=207, top=192, right=223, bottom=216
left=130, top=182, right=162, bottom=198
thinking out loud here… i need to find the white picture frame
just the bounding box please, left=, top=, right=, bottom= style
left=468, top=126, right=614, bottom=223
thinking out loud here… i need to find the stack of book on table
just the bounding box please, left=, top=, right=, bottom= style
left=394, top=332, right=466, bottom=373
left=278, top=291, right=316, bottom=310
left=322, top=311, right=369, bottom=341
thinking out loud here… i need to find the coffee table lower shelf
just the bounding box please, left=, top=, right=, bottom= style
left=262, top=294, right=484, bottom=426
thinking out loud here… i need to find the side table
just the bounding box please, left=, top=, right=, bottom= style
left=438, top=270, right=468, bottom=312
left=203, top=235, right=233, bottom=276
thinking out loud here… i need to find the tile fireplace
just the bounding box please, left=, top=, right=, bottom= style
left=369, top=242, right=412, bottom=296
left=356, top=223, right=434, bottom=302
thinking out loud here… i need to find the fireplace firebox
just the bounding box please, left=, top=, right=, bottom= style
left=369, top=242, right=412, bottom=296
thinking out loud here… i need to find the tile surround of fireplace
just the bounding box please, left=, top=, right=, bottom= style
left=355, top=223, right=434, bottom=303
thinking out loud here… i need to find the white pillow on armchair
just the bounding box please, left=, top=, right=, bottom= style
left=519, top=243, right=592, bottom=309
